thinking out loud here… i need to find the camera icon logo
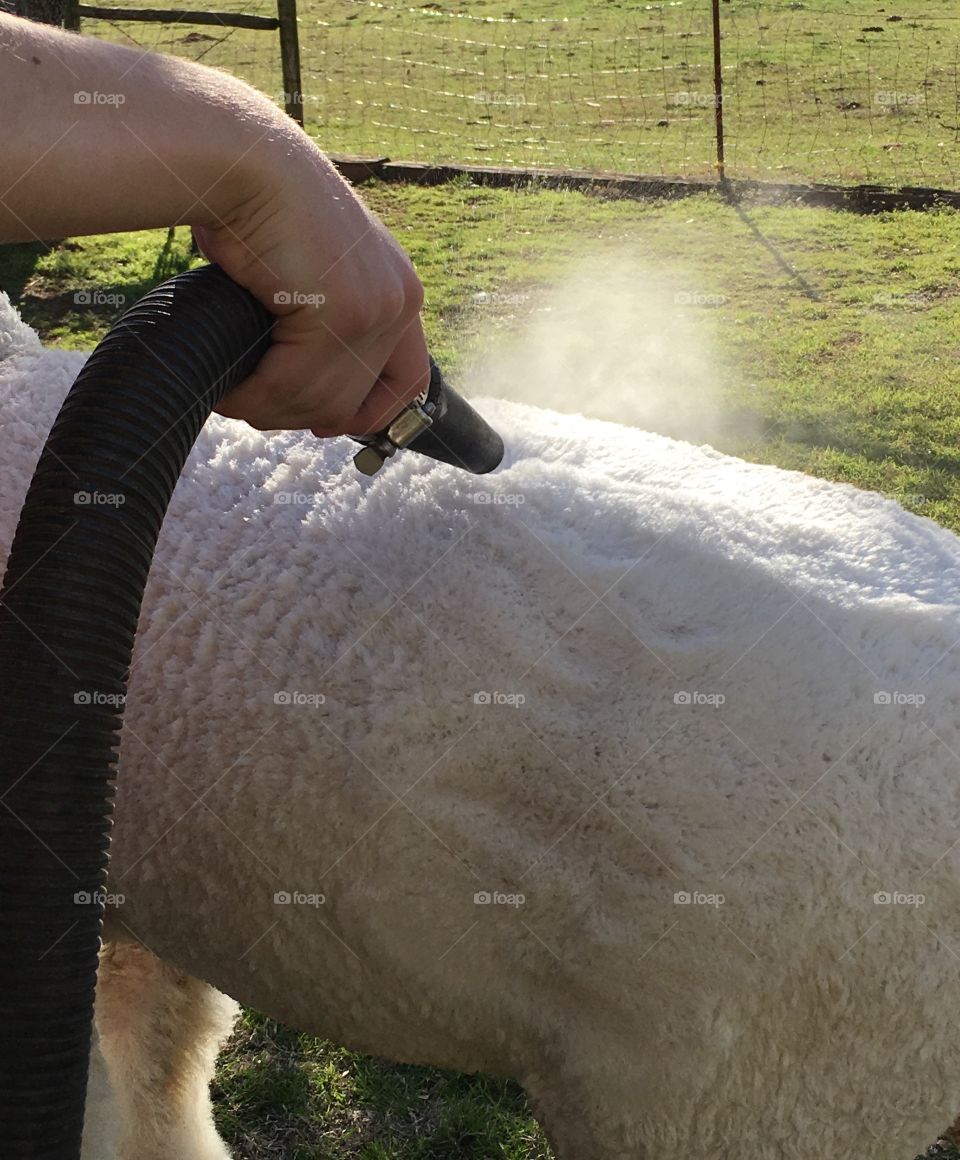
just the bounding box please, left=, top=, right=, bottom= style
left=73, top=691, right=91, bottom=705
left=473, top=691, right=491, bottom=705
left=673, top=691, right=691, bottom=705
left=273, top=291, right=292, bottom=305
left=274, top=691, right=292, bottom=705
left=73, top=891, right=92, bottom=904
left=473, top=891, right=492, bottom=905
left=673, top=891, right=692, bottom=904
left=74, top=91, right=92, bottom=104
left=274, top=890, right=292, bottom=904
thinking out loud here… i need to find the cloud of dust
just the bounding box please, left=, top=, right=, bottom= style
left=461, top=254, right=753, bottom=447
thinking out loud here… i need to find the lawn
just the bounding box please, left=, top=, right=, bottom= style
left=213, top=1009, right=552, bottom=1159
left=73, top=0, right=960, bottom=186
left=8, top=184, right=960, bottom=530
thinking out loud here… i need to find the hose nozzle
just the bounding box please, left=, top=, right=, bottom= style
left=353, top=357, right=503, bottom=476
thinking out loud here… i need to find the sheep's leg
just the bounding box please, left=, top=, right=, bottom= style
left=91, top=939, right=239, bottom=1160
left=527, top=1089, right=633, bottom=1160
left=523, top=1041, right=645, bottom=1160
left=81, top=1023, right=121, bottom=1160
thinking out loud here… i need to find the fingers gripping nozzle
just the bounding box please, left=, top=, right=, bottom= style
left=352, top=357, right=504, bottom=476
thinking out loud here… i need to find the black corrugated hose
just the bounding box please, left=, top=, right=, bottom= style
left=0, top=263, right=502, bottom=1158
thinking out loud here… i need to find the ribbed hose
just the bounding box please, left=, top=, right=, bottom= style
left=0, top=265, right=272, bottom=1159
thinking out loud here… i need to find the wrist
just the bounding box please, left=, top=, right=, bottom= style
left=192, top=127, right=369, bottom=296
left=175, top=78, right=303, bottom=233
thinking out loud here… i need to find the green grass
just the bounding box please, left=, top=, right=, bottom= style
left=77, top=0, right=960, bottom=185
left=5, top=185, right=960, bottom=1153
left=7, top=183, right=960, bottom=529
left=0, top=227, right=195, bottom=348
left=213, top=1010, right=552, bottom=1159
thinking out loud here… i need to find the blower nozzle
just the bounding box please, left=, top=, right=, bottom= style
left=352, top=356, right=504, bottom=476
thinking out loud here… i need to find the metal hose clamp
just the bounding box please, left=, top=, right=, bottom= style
left=352, top=357, right=446, bottom=476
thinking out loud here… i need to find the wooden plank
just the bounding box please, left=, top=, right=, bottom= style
left=322, top=155, right=960, bottom=214
left=75, top=4, right=278, bottom=28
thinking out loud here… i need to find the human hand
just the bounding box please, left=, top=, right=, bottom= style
left=193, top=143, right=429, bottom=436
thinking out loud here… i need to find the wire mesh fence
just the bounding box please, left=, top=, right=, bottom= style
left=74, top=0, right=283, bottom=94
left=76, top=0, right=960, bottom=189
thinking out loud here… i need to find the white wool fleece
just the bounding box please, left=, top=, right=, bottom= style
left=2, top=288, right=960, bottom=1160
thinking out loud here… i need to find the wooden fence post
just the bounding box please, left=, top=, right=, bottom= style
left=277, top=0, right=303, bottom=127
left=711, top=0, right=726, bottom=185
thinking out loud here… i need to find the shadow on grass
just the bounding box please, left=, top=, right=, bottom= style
left=0, top=227, right=195, bottom=346
left=753, top=413, right=960, bottom=480
left=212, top=1010, right=553, bottom=1160
left=915, top=1134, right=960, bottom=1160
left=152, top=225, right=195, bottom=284
left=0, top=240, right=53, bottom=302
left=728, top=198, right=823, bottom=302
left=695, top=401, right=960, bottom=493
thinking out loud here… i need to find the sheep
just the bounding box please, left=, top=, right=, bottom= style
left=2, top=287, right=960, bottom=1160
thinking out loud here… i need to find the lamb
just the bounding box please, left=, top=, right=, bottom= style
left=2, top=287, right=960, bottom=1160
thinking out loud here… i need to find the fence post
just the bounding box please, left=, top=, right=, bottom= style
left=711, top=0, right=726, bottom=185
left=14, top=0, right=69, bottom=23
left=277, top=0, right=303, bottom=127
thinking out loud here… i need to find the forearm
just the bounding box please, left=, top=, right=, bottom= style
left=0, top=13, right=430, bottom=436
left=0, top=12, right=307, bottom=241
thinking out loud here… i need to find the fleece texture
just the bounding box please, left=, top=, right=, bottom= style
left=2, top=289, right=960, bottom=1160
